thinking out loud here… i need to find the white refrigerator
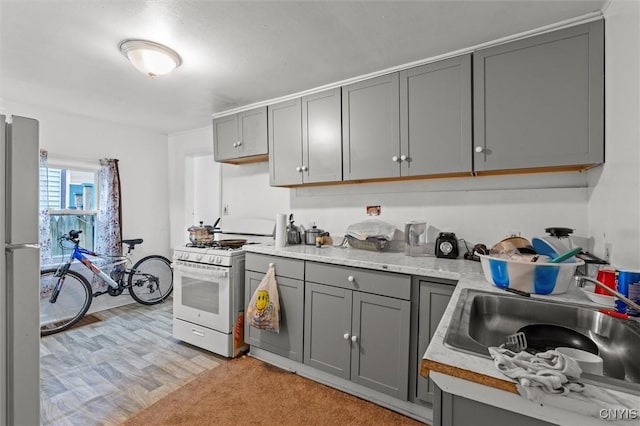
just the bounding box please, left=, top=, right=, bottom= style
left=0, top=115, right=41, bottom=426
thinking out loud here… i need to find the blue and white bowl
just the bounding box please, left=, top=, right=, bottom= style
left=478, top=253, right=584, bottom=295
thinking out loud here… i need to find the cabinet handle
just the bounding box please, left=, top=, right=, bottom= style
left=392, top=156, right=399, bottom=162
left=343, top=333, right=350, bottom=340
left=301, top=165, right=308, bottom=171
left=192, top=328, right=205, bottom=337
left=236, top=141, right=242, bottom=147
left=351, top=335, right=358, bottom=343
left=296, top=166, right=302, bottom=172
left=475, top=146, right=484, bottom=153
left=400, top=155, right=407, bottom=162
left=347, top=275, right=355, bottom=282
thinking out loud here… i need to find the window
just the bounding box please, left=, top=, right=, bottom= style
left=40, top=162, right=98, bottom=257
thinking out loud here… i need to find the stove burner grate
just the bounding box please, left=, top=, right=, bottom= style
left=185, top=240, right=247, bottom=250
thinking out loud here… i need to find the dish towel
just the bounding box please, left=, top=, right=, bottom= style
left=488, top=347, right=638, bottom=421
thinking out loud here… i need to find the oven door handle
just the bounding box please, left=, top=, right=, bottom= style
left=175, top=266, right=229, bottom=279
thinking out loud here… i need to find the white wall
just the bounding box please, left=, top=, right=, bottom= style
left=588, top=0, right=640, bottom=269
left=215, top=162, right=590, bottom=250
left=4, top=100, right=170, bottom=311
left=167, top=125, right=221, bottom=248
left=168, top=130, right=593, bottom=255
left=220, top=161, right=289, bottom=223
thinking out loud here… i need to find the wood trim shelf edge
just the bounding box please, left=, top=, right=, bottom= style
left=274, top=163, right=600, bottom=188
left=218, top=154, right=269, bottom=165
left=420, top=358, right=519, bottom=395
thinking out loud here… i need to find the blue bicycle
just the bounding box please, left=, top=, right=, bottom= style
left=40, top=229, right=173, bottom=336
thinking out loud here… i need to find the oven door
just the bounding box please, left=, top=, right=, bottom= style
left=173, top=263, right=232, bottom=333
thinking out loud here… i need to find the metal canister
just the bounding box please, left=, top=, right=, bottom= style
left=615, top=269, right=640, bottom=315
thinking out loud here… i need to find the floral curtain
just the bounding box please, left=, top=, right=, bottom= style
left=39, top=149, right=53, bottom=265
left=95, top=158, right=122, bottom=257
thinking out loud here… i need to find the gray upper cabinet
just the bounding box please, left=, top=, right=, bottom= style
left=212, top=114, right=239, bottom=161
left=302, top=88, right=343, bottom=183
left=400, top=55, right=472, bottom=176
left=268, top=99, right=303, bottom=186
left=213, top=106, right=268, bottom=163
left=342, top=73, right=401, bottom=180
left=473, top=20, right=604, bottom=172
left=269, top=88, right=342, bottom=186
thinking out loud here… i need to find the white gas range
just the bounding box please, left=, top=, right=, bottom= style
left=172, top=218, right=274, bottom=358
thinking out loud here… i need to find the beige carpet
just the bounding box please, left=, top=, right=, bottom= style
left=122, top=355, right=426, bottom=426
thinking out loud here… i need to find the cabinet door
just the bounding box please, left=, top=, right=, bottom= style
left=268, top=99, right=303, bottom=186
left=342, top=73, right=400, bottom=180
left=302, top=88, right=342, bottom=183
left=304, top=282, right=352, bottom=379
left=213, top=114, right=239, bottom=162
left=238, top=107, right=268, bottom=158
left=400, top=55, right=472, bottom=176
left=473, top=20, right=604, bottom=172
left=417, top=281, right=454, bottom=403
left=244, top=271, right=304, bottom=362
left=351, top=292, right=410, bottom=400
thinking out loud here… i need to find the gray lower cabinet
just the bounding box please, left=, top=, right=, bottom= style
left=304, top=263, right=411, bottom=400
left=213, top=106, right=268, bottom=163
left=473, top=19, right=604, bottom=172
left=244, top=253, right=304, bottom=362
left=269, top=88, right=342, bottom=186
left=434, top=384, right=554, bottom=426
left=399, top=55, right=472, bottom=176
left=416, top=280, right=454, bottom=404
left=342, top=73, right=401, bottom=180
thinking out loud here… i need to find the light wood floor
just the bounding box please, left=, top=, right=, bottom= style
left=40, top=301, right=227, bottom=426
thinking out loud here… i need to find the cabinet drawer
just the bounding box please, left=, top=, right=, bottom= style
left=305, top=262, right=410, bottom=300
left=245, top=253, right=304, bottom=280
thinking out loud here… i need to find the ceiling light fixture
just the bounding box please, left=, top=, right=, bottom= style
left=119, top=39, right=182, bottom=78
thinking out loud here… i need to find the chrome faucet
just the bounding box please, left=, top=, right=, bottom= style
left=574, top=275, right=640, bottom=314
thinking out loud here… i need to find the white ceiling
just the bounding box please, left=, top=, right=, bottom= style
left=0, top=0, right=606, bottom=135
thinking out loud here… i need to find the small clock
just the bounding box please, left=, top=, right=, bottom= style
left=435, top=232, right=459, bottom=259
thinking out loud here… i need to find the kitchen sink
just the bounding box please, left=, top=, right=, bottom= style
left=443, top=289, right=640, bottom=394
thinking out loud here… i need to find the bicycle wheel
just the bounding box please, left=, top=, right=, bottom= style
left=40, top=269, right=93, bottom=336
left=128, top=255, right=173, bottom=305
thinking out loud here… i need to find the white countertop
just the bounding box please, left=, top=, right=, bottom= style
left=243, top=243, right=640, bottom=425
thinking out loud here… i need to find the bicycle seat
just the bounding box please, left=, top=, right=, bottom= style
left=123, top=238, right=143, bottom=248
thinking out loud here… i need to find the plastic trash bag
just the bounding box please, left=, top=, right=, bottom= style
left=345, top=219, right=397, bottom=241
left=246, top=265, right=280, bottom=333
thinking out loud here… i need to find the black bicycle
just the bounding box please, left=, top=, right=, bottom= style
left=40, top=230, right=173, bottom=336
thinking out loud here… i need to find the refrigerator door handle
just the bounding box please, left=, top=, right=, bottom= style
left=5, top=244, right=40, bottom=251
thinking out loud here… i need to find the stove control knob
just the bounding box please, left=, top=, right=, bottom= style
left=183, top=253, right=190, bottom=260
left=208, top=255, right=215, bottom=263
left=216, top=256, right=222, bottom=264
left=175, top=253, right=181, bottom=259
left=196, top=254, right=203, bottom=261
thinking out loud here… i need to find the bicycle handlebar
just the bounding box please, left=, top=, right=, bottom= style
left=59, top=230, right=82, bottom=243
